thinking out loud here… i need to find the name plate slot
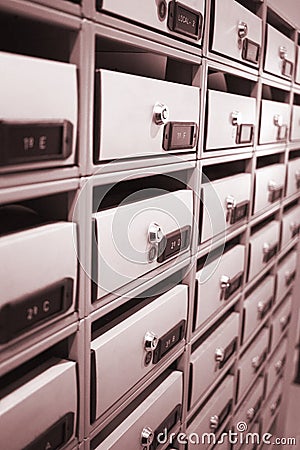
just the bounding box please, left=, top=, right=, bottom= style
left=276, top=124, right=288, bottom=141
left=242, top=39, right=260, bottom=64
left=0, top=120, right=73, bottom=166
left=24, top=412, right=74, bottom=450
left=152, top=320, right=185, bottom=364
left=236, top=124, right=254, bottom=145
left=167, top=1, right=203, bottom=39
left=163, top=122, right=198, bottom=151
left=282, top=59, right=293, bottom=78
left=0, top=278, right=73, bottom=343
left=157, top=226, right=191, bottom=263
left=152, top=405, right=182, bottom=450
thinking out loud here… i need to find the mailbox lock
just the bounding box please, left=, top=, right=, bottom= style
left=237, top=21, right=248, bottom=39
left=280, top=315, right=289, bottom=329
left=257, top=301, right=265, bottom=314
left=210, top=415, right=219, bottom=430
left=247, top=407, right=255, bottom=421
left=220, top=275, right=231, bottom=291
left=252, top=355, right=262, bottom=369
left=275, top=359, right=283, bottom=373
left=153, top=103, right=169, bottom=125
left=273, top=114, right=283, bottom=127
left=263, top=242, right=270, bottom=255
left=290, top=222, right=299, bottom=233
left=268, top=180, right=279, bottom=191
left=144, top=331, right=159, bottom=351
left=226, top=195, right=236, bottom=211
left=141, top=427, right=154, bottom=447
left=231, top=110, right=242, bottom=126
left=215, top=347, right=225, bottom=363
left=279, top=46, right=287, bottom=60
left=148, top=222, right=164, bottom=244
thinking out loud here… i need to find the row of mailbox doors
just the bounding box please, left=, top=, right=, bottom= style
left=92, top=0, right=300, bottom=83
left=3, top=48, right=300, bottom=174
left=0, top=159, right=299, bottom=345
left=0, top=282, right=292, bottom=449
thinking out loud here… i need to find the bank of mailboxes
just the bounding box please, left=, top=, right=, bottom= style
left=242, top=275, right=275, bottom=345
left=90, top=284, right=187, bottom=420
left=0, top=51, right=77, bottom=171
left=270, top=296, right=292, bottom=354
left=291, top=95, right=300, bottom=141
left=201, top=173, right=251, bottom=242
left=205, top=82, right=256, bottom=152
left=275, top=251, right=297, bottom=303
left=211, top=0, right=262, bottom=68
left=96, top=0, right=205, bottom=45
left=265, top=338, right=287, bottom=399
left=0, top=358, right=77, bottom=450
left=253, top=164, right=285, bottom=215
left=0, top=220, right=77, bottom=344
left=92, top=371, right=183, bottom=449
left=247, top=220, right=280, bottom=282
left=195, top=244, right=244, bottom=329
left=259, top=91, right=290, bottom=145
left=189, top=312, right=239, bottom=408
left=233, top=376, right=264, bottom=434
left=237, top=328, right=269, bottom=402
left=281, top=207, right=300, bottom=249
left=286, top=157, right=300, bottom=197
left=92, top=189, right=193, bottom=299
left=94, top=69, right=200, bottom=161
left=264, top=23, right=295, bottom=80
left=187, top=375, right=234, bottom=449
left=260, top=380, right=283, bottom=434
